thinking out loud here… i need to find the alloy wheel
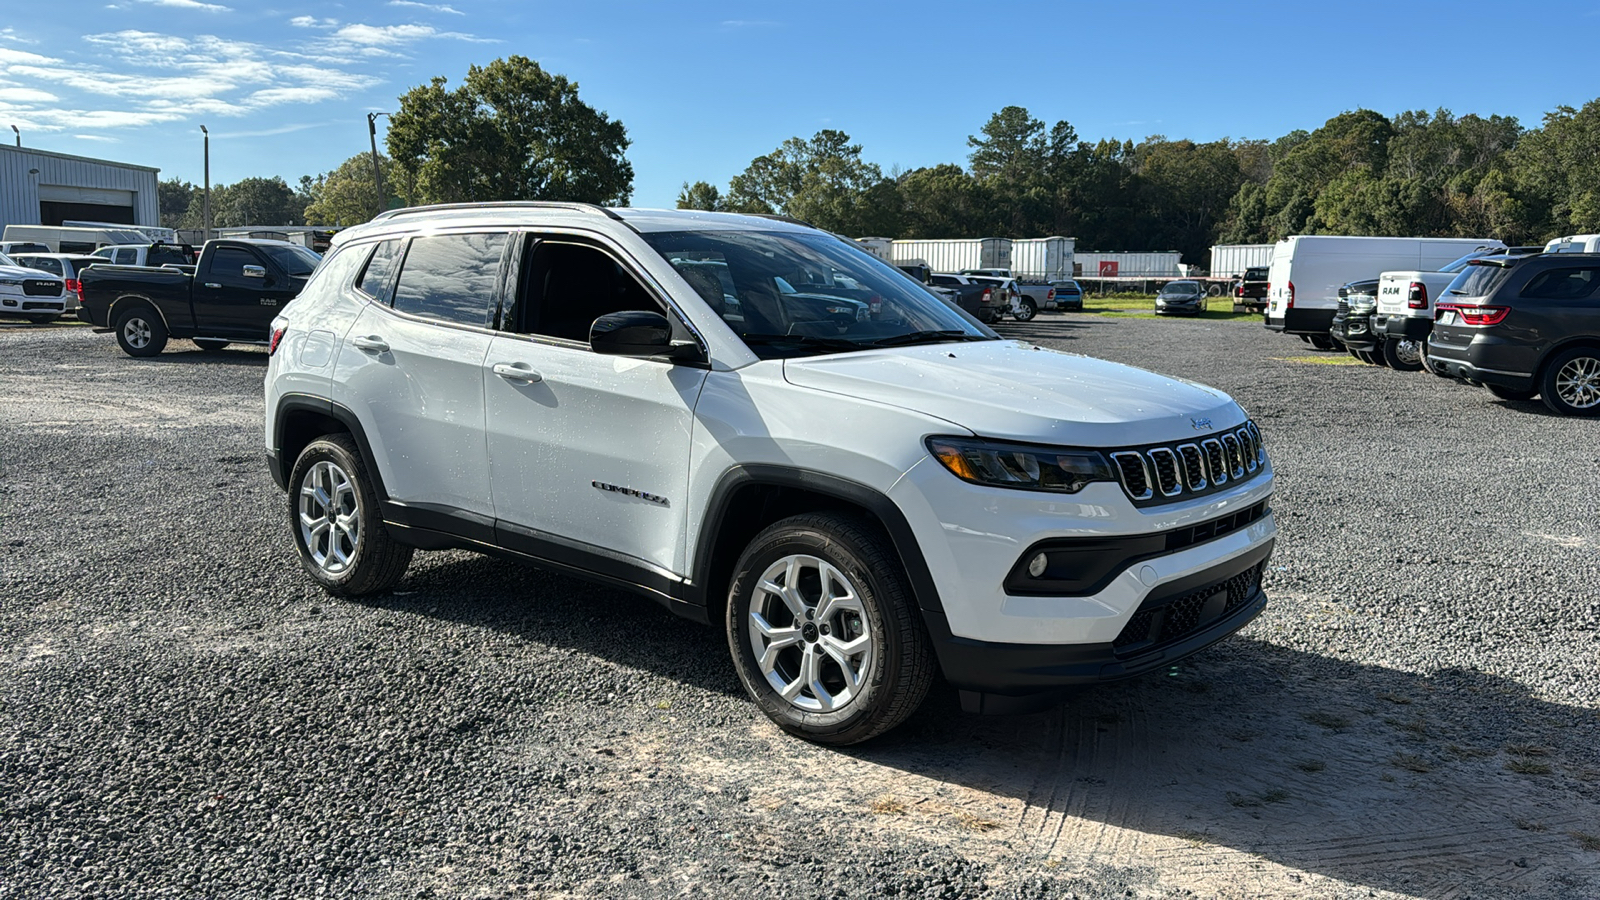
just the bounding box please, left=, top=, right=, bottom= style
left=298, top=460, right=361, bottom=574
left=1555, top=356, right=1600, bottom=409
left=123, top=317, right=151, bottom=349
left=746, top=554, right=874, bottom=713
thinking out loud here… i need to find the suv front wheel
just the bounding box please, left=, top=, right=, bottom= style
left=726, top=513, right=934, bottom=745
left=288, top=435, right=414, bottom=595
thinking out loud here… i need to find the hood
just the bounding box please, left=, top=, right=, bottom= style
left=0, top=264, right=59, bottom=280
left=783, top=339, right=1242, bottom=446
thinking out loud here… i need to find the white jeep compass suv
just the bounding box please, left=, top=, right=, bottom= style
left=265, top=203, right=1277, bottom=744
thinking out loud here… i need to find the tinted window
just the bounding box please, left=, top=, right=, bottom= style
left=60, top=241, right=97, bottom=253
left=1521, top=267, right=1600, bottom=300
left=391, top=232, right=507, bottom=327
left=1444, top=262, right=1513, bottom=299
left=259, top=244, right=321, bottom=276
left=356, top=239, right=403, bottom=302
left=146, top=245, right=190, bottom=267
left=16, top=257, right=62, bottom=276
left=208, top=247, right=261, bottom=278
left=512, top=239, right=659, bottom=342
left=113, top=248, right=137, bottom=265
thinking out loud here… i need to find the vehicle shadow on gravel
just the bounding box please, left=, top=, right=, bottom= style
left=145, top=348, right=268, bottom=366
left=993, top=319, right=1087, bottom=342
left=845, top=637, right=1600, bottom=898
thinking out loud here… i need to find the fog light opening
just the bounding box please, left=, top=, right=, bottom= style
left=1027, top=552, right=1048, bottom=578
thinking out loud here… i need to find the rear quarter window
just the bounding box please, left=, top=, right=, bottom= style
left=1521, top=267, right=1600, bottom=301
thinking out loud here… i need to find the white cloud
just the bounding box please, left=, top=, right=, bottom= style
left=212, top=120, right=336, bottom=139
left=0, top=87, right=59, bottom=103
left=1, top=27, right=38, bottom=43
left=132, top=0, right=229, bottom=10
left=73, top=134, right=122, bottom=142
left=289, top=16, right=337, bottom=28
left=388, top=0, right=464, bottom=13
left=334, top=23, right=438, bottom=45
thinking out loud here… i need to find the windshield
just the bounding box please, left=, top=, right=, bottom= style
left=1444, top=260, right=1515, bottom=299
left=642, top=229, right=993, bottom=358
left=0, top=252, right=14, bottom=267
left=259, top=244, right=321, bottom=276
left=1160, top=282, right=1200, bottom=295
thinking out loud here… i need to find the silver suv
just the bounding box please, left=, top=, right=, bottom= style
left=265, top=203, right=1277, bottom=743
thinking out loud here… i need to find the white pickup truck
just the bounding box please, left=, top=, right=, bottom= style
left=1371, top=245, right=1539, bottom=370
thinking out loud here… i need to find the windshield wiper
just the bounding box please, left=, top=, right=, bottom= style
left=738, top=333, right=861, bottom=351
left=866, top=330, right=991, bottom=347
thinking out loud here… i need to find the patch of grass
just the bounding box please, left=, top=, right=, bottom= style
left=1303, top=710, right=1351, bottom=731
left=868, top=795, right=906, bottom=815
left=1380, top=773, right=1396, bottom=783
left=1384, top=715, right=1430, bottom=740
left=1078, top=295, right=1262, bottom=321
left=1377, top=692, right=1412, bottom=705
left=1505, top=744, right=1548, bottom=757
left=1272, top=355, right=1368, bottom=366
left=1390, top=752, right=1433, bottom=773
left=1513, top=818, right=1548, bottom=833
left=1259, top=789, right=1292, bottom=804
left=1293, top=759, right=1326, bottom=773
left=1226, top=791, right=1261, bottom=808
left=1571, top=831, right=1600, bottom=852
left=1506, top=758, right=1552, bottom=775
left=1176, top=829, right=1212, bottom=848
left=1445, top=744, right=1493, bottom=760
left=653, top=699, right=672, bottom=710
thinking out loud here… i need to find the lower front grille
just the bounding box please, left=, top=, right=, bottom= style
left=1112, top=562, right=1265, bottom=652
left=22, top=301, right=63, bottom=311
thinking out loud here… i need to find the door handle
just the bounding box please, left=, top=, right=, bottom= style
left=351, top=335, right=390, bottom=353
left=203, top=282, right=221, bottom=289
left=492, top=362, right=542, bottom=383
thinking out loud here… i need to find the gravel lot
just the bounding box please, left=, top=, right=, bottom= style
left=2, top=316, right=1597, bottom=900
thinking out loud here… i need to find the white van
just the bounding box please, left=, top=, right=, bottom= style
left=1544, top=234, right=1600, bottom=254
left=1264, top=236, right=1505, bottom=348
left=62, top=220, right=177, bottom=244
left=1, top=225, right=148, bottom=254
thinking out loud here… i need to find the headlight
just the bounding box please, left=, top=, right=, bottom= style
left=926, top=436, right=1115, bottom=494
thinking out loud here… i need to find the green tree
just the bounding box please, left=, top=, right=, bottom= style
left=303, top=154, right=394, bottom=226
left=158, top=178, right=196, bottom=230
left=676, top=180, right=723, bottom=211
left=724, top=130, right=893, bottom=234
left=212, top=176, right=304, bottom=226
left=387, top=55, right=633, bottom=206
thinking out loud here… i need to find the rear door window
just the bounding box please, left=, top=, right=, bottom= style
left=390, top=232, right=508, bottom=328
left=1521, top=267, right=1600, bottom=301
left=355, top=239, right=403, bottom=303
left=113, top=247, right=138, bottom=265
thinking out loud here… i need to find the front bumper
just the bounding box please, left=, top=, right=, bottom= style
left=0, top=296, right=66, bottom=315
left=1331, top=310, right=1376, bottom=350
left=1156, top=300, right=1201, bottom=315
left=927, top=539, right=1273, bottom=713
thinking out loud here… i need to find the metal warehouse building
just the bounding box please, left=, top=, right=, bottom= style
left=0, top=145, right=160, bottom=230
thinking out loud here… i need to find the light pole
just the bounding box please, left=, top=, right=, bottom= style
left=200, top=125, right=212, bottom=242
left=10, top=125, right=18, bottom=147
left=366, top=112, right=389, bottom=217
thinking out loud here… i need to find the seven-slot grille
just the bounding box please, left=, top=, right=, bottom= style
left=22, top=279, right=62, bottom=297
left=1110, top=421, right=1264, bottom=504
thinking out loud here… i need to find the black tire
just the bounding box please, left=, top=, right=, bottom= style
left=725, top=512, right=935, bottom=745
left=1421, top=341, right=1450, bottom=378
left=1014, top=299, right=1037, bottom=322
left=113, top=305, right=168, bottom=357
left=193, top=339, right=230, bottom=351
left=1307, top=335, right=1335, bottom=351
left=1539, top=346, right=1600, bottom=417
left=287, top=434, right=413, bottom=596
left=1487, top=384, right=1537, bottom=402
left=22, top=314, right=59, bottom=325
left=1382, top=337, right=1424, bottom=372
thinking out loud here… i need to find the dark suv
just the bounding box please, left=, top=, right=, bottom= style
left=1426, top=253, right=1600, bottom=416
left=1329, top=279, right=1380, bottom=363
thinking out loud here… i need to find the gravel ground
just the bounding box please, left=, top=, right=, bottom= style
left=2, top=317, right=1596, bottom=900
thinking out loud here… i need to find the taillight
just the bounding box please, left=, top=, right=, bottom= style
left=1437, top=303, right=1510, bottom=326
left=981, top=287, right=992, bottom=304
left=1407, top=282, right=1428, bottom=309
left=1046, top=288, right=1055, bottom=301
left=868, top=294, right=882, bottom=314
left=269, top=327, right=287, bottom=355
left=1236, top=284, right=1244, bottom=297
left=1287, top=281, right=1294, bottom=308
left=65, top=278, right=81, bottom=297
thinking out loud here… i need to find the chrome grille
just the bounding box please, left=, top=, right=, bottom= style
left=1109, top=421, right=1267, bottom=505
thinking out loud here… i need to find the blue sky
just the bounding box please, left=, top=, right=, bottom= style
left=1, top=0, right=1596, bottom=210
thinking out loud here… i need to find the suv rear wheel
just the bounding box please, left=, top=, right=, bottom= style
left=288, top=435, right=413, bottom=595
left=1540, top=347, right=1600, bottom=417
left=726, top=512, right=934, bottom=745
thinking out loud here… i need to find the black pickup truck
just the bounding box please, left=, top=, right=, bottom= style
left=1234, top=266, right=1269, bottom=313
left=79, top=239, right=320, bottom=356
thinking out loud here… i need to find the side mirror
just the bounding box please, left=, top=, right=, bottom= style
left=590, top=310, right=702, bottom=360
left=242, top=264, right=266, bottom=279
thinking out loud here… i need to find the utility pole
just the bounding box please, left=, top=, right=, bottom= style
left=10, top=125, right=18, bottom=147
left=200, top=125, right=212, bottom=242
left=367, top=112, right=388, bottom=218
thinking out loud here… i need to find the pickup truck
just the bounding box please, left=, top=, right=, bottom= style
left=1234, top=266, right=1268, bottom=313
left=929, top=273, right=1006, bottom=323
left=79, top=238, right=321, bottom=357
left=88, top=242, right=196, bottom=269
left=1371, top=246, right=1540, bottom=370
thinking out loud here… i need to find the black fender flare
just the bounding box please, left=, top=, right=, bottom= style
left=687, top=464, right=945, bottom=616
left=270, top=394, right=390, bottom=504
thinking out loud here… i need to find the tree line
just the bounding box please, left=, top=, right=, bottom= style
left=680, top=101, right=1600, bottom=266
left=152, top=53, right=1600, bottom=271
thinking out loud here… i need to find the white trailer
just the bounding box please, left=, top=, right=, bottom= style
left=1011, top=237, right=1075, bottom=281
left=855, top=236, right=894, bottom=262
left=1209, top=244, right=1275, bottom=277
left=890, top=238, right=1011, bottom=274
left=1073, top=251, right=1184, bottom=279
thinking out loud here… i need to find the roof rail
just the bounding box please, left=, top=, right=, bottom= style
left=370, top=201, right=624, bottom=223
left=746, top=212, right=818, bottom=229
